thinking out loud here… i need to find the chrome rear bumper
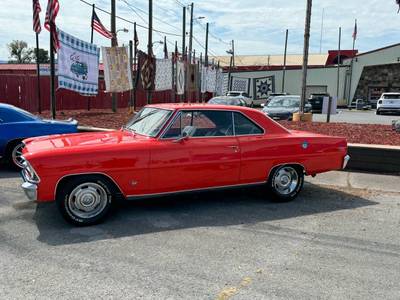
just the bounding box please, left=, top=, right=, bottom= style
left=21, top=181, right=37, bottom=201
left=342, top=155, right=350, bottom=169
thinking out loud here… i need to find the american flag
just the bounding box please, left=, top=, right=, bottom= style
left=397, top=0, right=400, bottom=13
left=32, top=0, right=41, bottom=34
left=134, top=26, right=139, bottom=47
left=352, top=19, right=357, bottom=40
left=44, top=0, right=60, bottom=52
left=92, top=10, right=113, bottom=39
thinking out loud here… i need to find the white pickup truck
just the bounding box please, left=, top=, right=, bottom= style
left=376, top=93, right=400, bottom=115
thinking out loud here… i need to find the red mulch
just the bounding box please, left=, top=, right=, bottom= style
left=37, top=109, right=400, bottom=146
left=279, top=121, right=400, bottom=146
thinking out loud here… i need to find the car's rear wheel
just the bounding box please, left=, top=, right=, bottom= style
left=268, top=165, right=304, bottom=202
left=56, top=176, right=113, bottom=226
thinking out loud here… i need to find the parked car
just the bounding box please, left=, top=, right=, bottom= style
left=21, top=103, right=349, bottom=226
left=262, top=96, right=312, bottom=120
left=376, top=93, right=400, bottom=115
left=208, top=96, right=247, bottom=107
left=308, top=93, right=329, bottom=113
left=0, top=103, right=78, bottom=168
left=226, top=91, right=253, bottom=107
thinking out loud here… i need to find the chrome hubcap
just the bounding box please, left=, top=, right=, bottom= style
left=273, top=167, right=299, bottom=195
left=12, top=143, right=25, bottom=168
left=68, top=182, right=108, bottom=219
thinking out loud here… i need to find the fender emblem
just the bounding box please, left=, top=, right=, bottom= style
left=131, top=180, right=138, bottom=186
left=302, top=141, right=309, bottom=149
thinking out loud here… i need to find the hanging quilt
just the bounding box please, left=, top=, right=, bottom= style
left=200, top=66, right=207, bottom=93
left=206, top=67, right=217, bottom=93
left=176, top=61, right=185, bottom=95
left=58, top=30, right=100, bottom=95
left=230, top=77, right=250, bottom=94
left=102, top=46, right=133, bottom=93
left=138, top=50, right=155, bottom=91
left=186, top=64, right=198, bottom=92
left=253, top=76, right=274, bottom=100
left=155, top=59, right=172, bottom=91
left=215, top=68, right=224, bottom=96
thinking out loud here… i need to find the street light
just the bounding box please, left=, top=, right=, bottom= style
left=116, top=28, right=129, bottom=34
left=152, top=40, right=163, bottom=46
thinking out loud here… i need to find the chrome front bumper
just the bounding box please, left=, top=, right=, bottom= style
left=342, top=155, right=350, bottom=169
left=21, top=181, right=37, bottom=201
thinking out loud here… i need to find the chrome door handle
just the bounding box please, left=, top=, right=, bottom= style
left=227, top=145, right=240, bottom=152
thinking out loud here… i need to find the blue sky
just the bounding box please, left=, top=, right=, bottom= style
left=1, top=0, right=400, bottom=61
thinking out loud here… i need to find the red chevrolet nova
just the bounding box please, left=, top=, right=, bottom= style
left=20, top=104, right=350, bottom=225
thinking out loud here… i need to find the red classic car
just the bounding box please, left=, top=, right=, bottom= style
left=20, top=104, right=350, bottom=225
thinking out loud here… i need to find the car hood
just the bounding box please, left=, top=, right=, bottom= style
left=23, top=129, right=146, bottom=155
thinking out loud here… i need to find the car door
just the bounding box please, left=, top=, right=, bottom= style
left=233, top=112, right=274, bottom=184
left=149, top=110, right=241, bottom=194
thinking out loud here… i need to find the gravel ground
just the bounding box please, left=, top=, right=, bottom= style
left=1, top=169, right=400, bottom=299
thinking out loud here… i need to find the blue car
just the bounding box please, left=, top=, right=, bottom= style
left=0, top=103, right=78, bottom=168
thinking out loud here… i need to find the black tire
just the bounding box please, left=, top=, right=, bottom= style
left=56, top=175, right=114, bottom=226
left=376, top=109, right=380, bottom=115
left=267, top=165, right=304, bottom=202
left=5, top=140, right=24, bottom=170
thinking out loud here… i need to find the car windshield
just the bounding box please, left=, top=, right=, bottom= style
left=267, top=97, right=300, bottom=108
left=125, top=107, right=173, bottom=137
left=13, top=106, right=39, bottom=120
left=383, top=94, right=400, bottom=99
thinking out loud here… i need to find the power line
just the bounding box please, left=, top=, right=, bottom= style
left=120, top=0, right=182, bottom=33
left=79, top=0, right=181, bottom=37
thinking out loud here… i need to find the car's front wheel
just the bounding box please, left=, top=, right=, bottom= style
left=268, top=165, right=304, bottom=202
left=56, top=176, right=113, bottom=226
left=5, top=140, right=25, bottom=169
left=376, top=109, right=381, bottom=115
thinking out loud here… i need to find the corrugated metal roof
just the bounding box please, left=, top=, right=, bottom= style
left=210, top=54, right=329, bottom=67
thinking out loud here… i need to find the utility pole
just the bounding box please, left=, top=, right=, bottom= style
left=231, top=40, right=235, bottom=67
left=181, top=6, right=186, bottom=102
left=205, top=22, right=209, bottom=66
left=49, top=0, right=56, bottom=119
left=188, top=3, right=194, bottom=63
left=147, top=0, right=153, bottom=104
left=300, top=0, right=312, bottom=115
left=133, top=22, right=137, bottom=111
left=319, top=8, right=324, bottom=54
left=129, top=40, right=134, bottom=113
left=282, top=29, right=288, bottom=93
left=348, top=19, right=357, bottom=105
left=111, top=0, right=117, bottom=112
left=329, top=26, right=341, bottom=123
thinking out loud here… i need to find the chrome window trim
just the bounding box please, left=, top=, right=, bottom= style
left=159, top=108, right=265, bottom=140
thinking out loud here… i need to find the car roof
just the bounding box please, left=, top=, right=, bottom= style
left=147, top=102, right=252, bottom=111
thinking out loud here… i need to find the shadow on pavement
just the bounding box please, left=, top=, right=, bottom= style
left=34, top=182, right=377, bottom=246
left=0, top=163, right=19, bottom=179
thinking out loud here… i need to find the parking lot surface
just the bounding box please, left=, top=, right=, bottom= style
left=312, top=109, right=400, bottom=125
left=1, top=169, right=400, bottom=299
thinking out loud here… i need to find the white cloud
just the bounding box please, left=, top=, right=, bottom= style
left=1, top=0, right=400, bottom=60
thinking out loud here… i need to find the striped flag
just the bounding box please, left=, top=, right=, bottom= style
left=44, top=0, right=60, bottom=52
left=32, top=0, right=42, bottom=34
left=92, top=10, right=113, bottom=39
left=397, top=0, right=400, bottom=13
left=134, top=26, right=139, bottom=47
left=352, top=19, right=357, bottom=40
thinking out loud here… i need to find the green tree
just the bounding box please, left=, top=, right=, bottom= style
left=7, top=40, right=33, bottom=63
left=32, top=48, right=50, bottom=63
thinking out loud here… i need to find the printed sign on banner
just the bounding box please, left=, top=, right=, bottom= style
left=58, top=30, right=100, bottom=95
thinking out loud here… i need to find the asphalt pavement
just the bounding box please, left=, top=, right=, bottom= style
left=312, top=109, right=400, bottom=125
left=1, top=168, right=400, bottom=299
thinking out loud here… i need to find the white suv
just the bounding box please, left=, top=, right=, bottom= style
left=376, top=93, right=400, bottom=115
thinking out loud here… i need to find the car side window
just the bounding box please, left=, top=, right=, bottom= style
left=163, top=110, right=234, bottom=138
left=234, top=112, right=263, bottom=135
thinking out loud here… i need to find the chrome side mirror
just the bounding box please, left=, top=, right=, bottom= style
left=174, top=126, right=196, bottom=143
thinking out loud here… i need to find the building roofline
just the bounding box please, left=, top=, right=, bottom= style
left=355, top=42, right=400, bottom=58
